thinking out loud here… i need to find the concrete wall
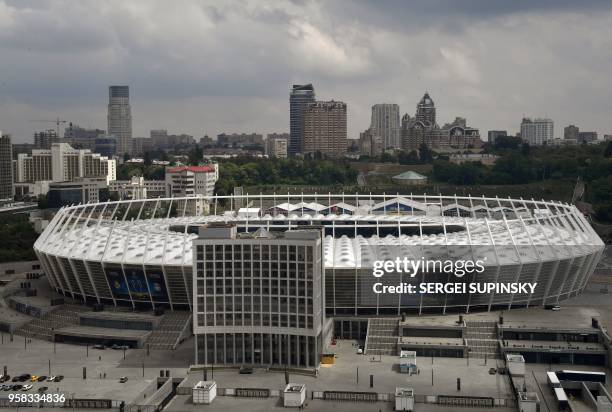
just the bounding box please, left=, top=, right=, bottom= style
left=0, top=260, right=41, bottom=275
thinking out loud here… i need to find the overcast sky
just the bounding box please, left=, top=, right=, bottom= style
left=1, top=0, right=612, bottom=143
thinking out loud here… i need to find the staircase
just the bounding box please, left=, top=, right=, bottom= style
left=465, top=321, right=500, bottom=359
left=365, top=318, right=399, bottom=356
left=145, top=311, right=192, bottom=350
left=14, top=305, right=86, bottom=341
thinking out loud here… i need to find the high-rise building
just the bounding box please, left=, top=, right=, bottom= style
left=520, top=118, right=553, bottom=146
left=303, top=100, right=347, bottom=158
left=34, top=129, right=60, bottom=149
left=62, top=125, right=106, bottom=150
left=265, top=133, right=289, bottom=158
left=289, top=84, right=315, bottom=156
left=370, top=104, right=400, bottom=150
left=107, top=85, right=132, bottom=156
left=401, top=93, right=481, bottom=151
left=416, top=92, right=436, bottom=126
left=15, top=143, right=116, bottom=184
left=358, top=129, right=383, bottom=157
left=193, top=224, right=328, bottom=369
left=0, top=133, right=14, bottom=200
left=487, top=130, right=508, bottom=144
left=564, top=125, right=579, bottom=141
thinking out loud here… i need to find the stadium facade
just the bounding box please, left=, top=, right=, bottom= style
left=34, top=193, right=604, bottom=315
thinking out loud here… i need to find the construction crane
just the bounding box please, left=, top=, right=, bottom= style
left=30, top=117, right=69, bottom=137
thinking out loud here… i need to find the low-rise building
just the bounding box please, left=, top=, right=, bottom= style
left=165, top=164, right=218, bottom=198
left=108, top=177, right=166, bottom=200
left=265, top=133, right=288, bottom=158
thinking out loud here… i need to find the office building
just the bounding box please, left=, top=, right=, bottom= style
left=0, top=134, right=14, bottom=200
left=47, top=179, right=107, bottom=208
left=358, top=129, right=383, bottom=157
left=265, top=133, right=289, bottom=158
left=193, top=224, right=329, bottom=368
left=93, top=136, right=117, bottom=158
left=370, top=104, right=400, bottom=150
left=564, top=125, right=579, bottom=141
left=165, top=164, right=219, bottom=198
left=15, top=143, right=116, bottom=184
left=107, top=85, right=132, bottom=156
left=488, top=130, right=508, bottom=144
left=303, top=100, right=347, bottom=158
left=108, top=176, right=166, bottom=200
left=34, top=130, right=60, bottom=149
left=289, top=84, right=316, bottom=156
left=520, top=118, right=553, bottom=146
left=63, top=125, right=106, bottom=150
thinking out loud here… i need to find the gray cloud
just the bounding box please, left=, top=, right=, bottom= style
left=0, top=0, right=611, bottom=142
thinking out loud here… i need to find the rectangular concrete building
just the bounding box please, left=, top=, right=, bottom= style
left=193, top=225, right=329, bottom=369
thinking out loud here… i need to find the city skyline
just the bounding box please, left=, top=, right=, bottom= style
left=1, top=1, right=612, bottom=143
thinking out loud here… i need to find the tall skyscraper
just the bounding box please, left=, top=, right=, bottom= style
left=416, top=92, right=436, bottom=126
left=370, top=104, right=400, bottom=150
left=107, top=85, right=132, bottom=156
left=401, top=93, right=481, bottom=151
left=0, top=133, right=14, bottom=200
left=521, top=118, right=553, bottom=146
left=289, top=84, right=315, bottom=156
left=303, top=100, right=347, bottom=158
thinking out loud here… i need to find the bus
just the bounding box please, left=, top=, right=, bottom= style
left=547, top=371, right=561, bottom=388
left=555, top=370, right=606, bottom=383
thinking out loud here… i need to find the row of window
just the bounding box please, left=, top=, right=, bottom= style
left=196, top=244, right=314, bottom=263
left=196, top=313, right=315, bottom=329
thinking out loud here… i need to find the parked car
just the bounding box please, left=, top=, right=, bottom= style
left=38, top=386, right=48, bottom=392
left=54, top=375, right=64, bottom=382
left=92, top=344, right=106, bottom=350
left=11, top=385, right=23, bottom=391
left=119, top=377, right=128, bottom=383
left=552, top=305, right=561, bottom=311
left=239, top=367, right=253, bottom=374
left=37, top=376, right=47, bottom=382
left=0, top=374, right=10, bottom=383
left=488, top=368, right=497, bottom=375
left=30, top=375, right=39, bottom=382
left=47, top=376, right=56, bottom=382
left=22, top=384, right=33, bottom=391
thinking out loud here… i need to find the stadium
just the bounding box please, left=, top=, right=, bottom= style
left=33, top=193, right=605, bottom=315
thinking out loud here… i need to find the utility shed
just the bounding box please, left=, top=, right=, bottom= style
left=506, top=353, right=526, bottom=376
left=283, top=384, right=306, bottom=407
left=193, top=381, right=217, bottom=404
left=395, top=387, right=414, bottom=411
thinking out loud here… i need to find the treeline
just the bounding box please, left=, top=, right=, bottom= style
left=0, top=214, right=38, bottom=263
left=358, top=144, right=434, bottom=165
left=116, top=164, right=165, bottom=180
left=215, top=157, right=358, bottom=196
left=432, top=142, right=612, bottom=221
